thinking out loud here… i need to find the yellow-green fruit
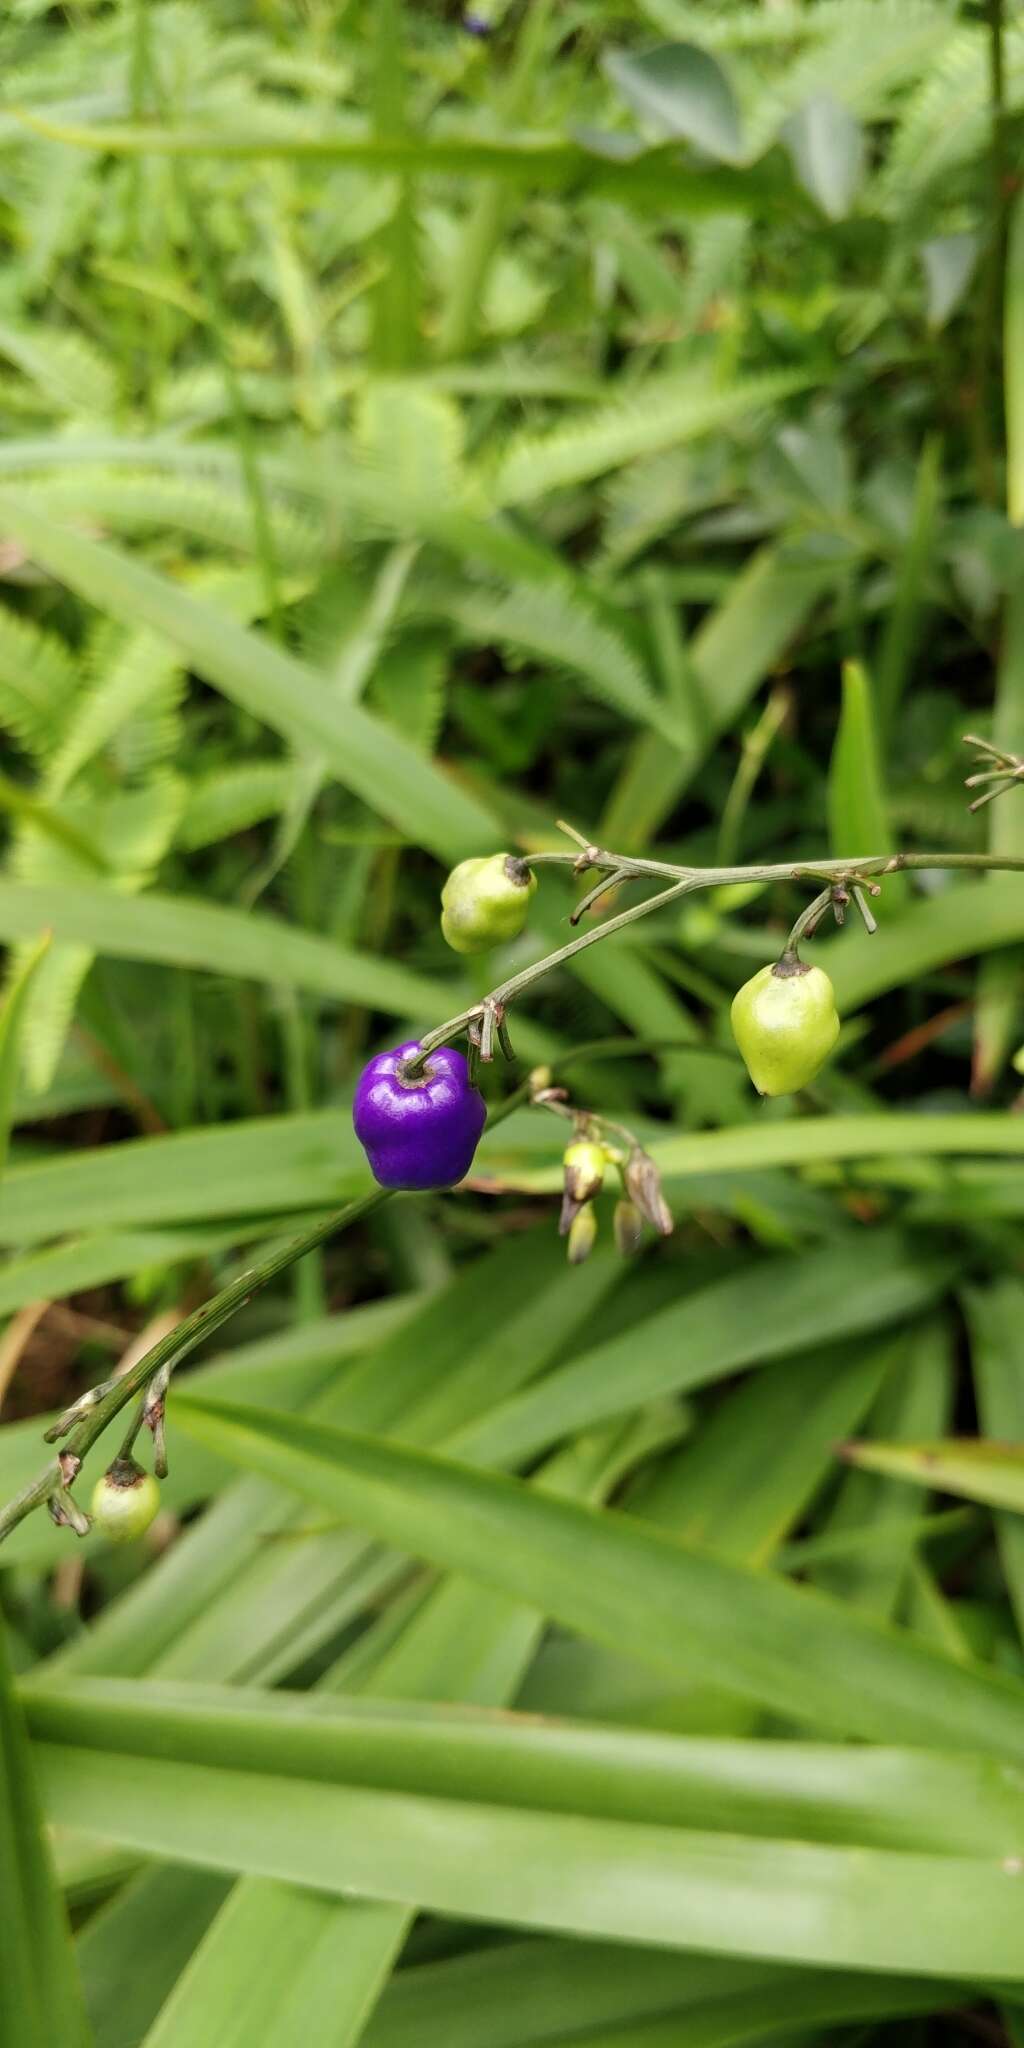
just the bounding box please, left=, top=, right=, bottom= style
left=440, top=854, right=537, bottom=955
left=730, top=961, right=840, bottom=1097
left=91, top=1461, right=161, bottom=1543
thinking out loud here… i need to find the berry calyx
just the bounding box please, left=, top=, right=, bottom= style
left=731, top=960, right=840, bottom=1097
left=353, top=1039, right=487, bottom=1190
left=90, top=1458, right=161, bottom=1543
left=440, top=853, right=537, bottom=955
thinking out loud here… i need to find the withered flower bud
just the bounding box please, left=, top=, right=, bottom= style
left=624, top=1147, right=673, bottom=1237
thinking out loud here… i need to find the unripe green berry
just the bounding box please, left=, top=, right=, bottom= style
left=440, top=853, right=537, bottom=955
left=730, top=960, right=840, bottom=1097
left=90, top=1459, right=161, bottom=1543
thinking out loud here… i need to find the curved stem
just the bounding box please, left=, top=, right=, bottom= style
left=413, top=849, right=1024, bottom=1069
left=0, top=1074, right=543, bottom=1550
left=4, top=838, right=1024, bottom=1548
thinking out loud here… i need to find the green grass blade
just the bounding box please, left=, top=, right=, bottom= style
left=0, top=491, right=497, bottom=859
left=966, top=1277, right=1024, bottom=1635
left=840, top=1437, right=1024, bottom=1513
left=170, top=1394, right=1024, bottom=1758
left=0, top=1622, right=91, bottom=2048
left=27, top=1718, right=1024, bottom=1978
left=452, top=1229, right=945, bottom=1468
left=0, top=930, right=51, bottom=1178
left=0, top=880, right=453, bottom=1016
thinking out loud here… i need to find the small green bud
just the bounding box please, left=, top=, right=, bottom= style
left=562, top=1138, right=606, bottom=1205
left=613, top=1199, right=643, bottom=1257
left=440, top=853, right=537, bottom=955
left=730, top=959, right=840, bottom=1097
left=567, top=1205, right=598, bottom=1265
left=90, top=1458, right=161, bottom=1543
left=559, top=1136, right=607, bottom=1235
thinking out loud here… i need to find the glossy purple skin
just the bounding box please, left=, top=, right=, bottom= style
left=353, top=1040, right=487, bottom=1191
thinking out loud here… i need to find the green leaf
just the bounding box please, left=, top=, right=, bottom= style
left=1006, top=187, right=1024, bottom=527
left=0, top=931, right=51, bottom=1178
left=826, top=657, right=904, bottom=902
left=841, top=1436, right=1024, bottom=1514
left=966, top=1278, right=1024, bottom=1637
left=0, top=881, right=453, bottom=1037
left=78, top=1867, right=231, bottom=2048
left=875, top=434, right=942, bottom=733
left=0, top=491, right=497, bottom=861
left=133, top=1352, right=632, bottom=2048
left=633, top=1334, right=894, bottom=1560
left=491, top=372, right=810, bottom=507
left=364, top=1941, right=945, bottom=2048
left=170, top=1394, right=1024, bottom=1760
left=19, top=116, right=784, bottom=216
left=0, top=1622, right=91, bottom=2048
left=456, top=1229, right=944, bottom=1469
left=600, top=547, right=835, bottom=847
left=821, top=877, right=1024, bottom=1010
left=603, top=44, right=745, bottom=165
left=500, top=1112, right=1024, bottom=1196
left=973, top=578, right=1024, bottom=1090
left=782, top=94, right=865, bottom=219
left=25, top=1673, right=1024, bottom=1977
left=810, top=1318, right=951, bottom=1619
left=920, top=234, right=978, bottom=330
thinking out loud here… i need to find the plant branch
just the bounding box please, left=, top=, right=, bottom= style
left=4, top=802, right=1024, bottom=1546
left=406, top=847, right=1024, bottom=1073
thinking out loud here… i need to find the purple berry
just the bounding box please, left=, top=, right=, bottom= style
left=353, top=1039, right=487, bottom=1191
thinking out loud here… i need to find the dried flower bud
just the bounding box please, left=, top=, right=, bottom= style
left=567, top=1204, right=598, bottom=1265
left=624, top=1148, right=673, bottom=1237
left=613, top=1199, right=643, bottom=1257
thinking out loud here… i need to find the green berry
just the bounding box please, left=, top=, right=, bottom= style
left=90, top=1459, right=161, bottom=1543
left=731, top=960, right=840, bottom=1097
left=440, top=853, right=536, bottom=955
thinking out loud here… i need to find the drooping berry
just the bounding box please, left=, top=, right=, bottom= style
left=731, top=960, right=840, bottom=1097
left=90, top=1459, right=161, bottom=1543
left=353, top=1040, right=487, bottom=1190
left=440, top=853, right=537, bottom=955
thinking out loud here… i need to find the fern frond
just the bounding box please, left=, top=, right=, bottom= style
left=0, top=602, right=78, bottom=761
left=20, top=471, right=325, bottom=569
left=879, top=23, right=1024, bottom=209
left=178, top=760, right=297, bottom=850
left=488, top=369, right=809, bottom=508
left=369, top=627, right=448, bottom=754
left=10, top=772, right=185, bottom=1092
left=0, top=320, right=118, bottom=418
left=354, top=382, right=468, bottom=522
left=441, top=581, right=681, bottom=740
left=742, top=0, right=959, bottom=157
left=46, top=629, right=184, bottom=797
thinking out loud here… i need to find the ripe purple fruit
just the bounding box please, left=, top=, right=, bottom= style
left=353, top=1040, right=487, bottom=1190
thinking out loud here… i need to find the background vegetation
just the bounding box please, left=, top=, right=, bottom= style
left=3, top=1, right=1024, bottom=2042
